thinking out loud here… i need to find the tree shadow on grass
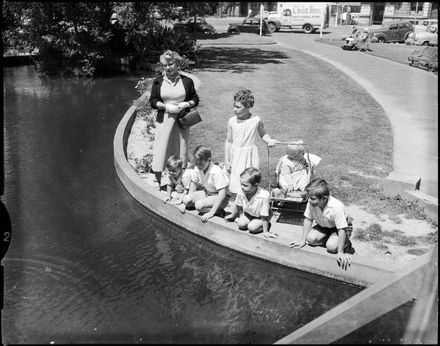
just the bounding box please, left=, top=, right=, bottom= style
left=188, top=32, right=235, bottom=40
left=196, top=47, right=290, bottom=73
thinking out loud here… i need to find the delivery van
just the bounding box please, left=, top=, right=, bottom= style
left=266, top=2, right=330, bottom=33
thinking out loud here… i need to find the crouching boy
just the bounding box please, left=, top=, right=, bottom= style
left=182, top=145, right=229, bottom=222
left=290, top=178, right=353, bottom=270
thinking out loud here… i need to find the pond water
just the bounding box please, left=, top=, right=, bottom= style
left=2, top=66, right=412, bottom=344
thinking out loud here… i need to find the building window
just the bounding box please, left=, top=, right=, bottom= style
left=411, top=2, right=424, bottom=12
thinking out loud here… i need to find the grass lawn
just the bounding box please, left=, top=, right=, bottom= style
left=185, top=43, right=428, bottom=221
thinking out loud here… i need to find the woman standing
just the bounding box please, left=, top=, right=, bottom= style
left=149, top=50, right=200, bottom=185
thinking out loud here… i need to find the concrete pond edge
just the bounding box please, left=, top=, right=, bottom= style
left=113, top=101, right=420, bottom=288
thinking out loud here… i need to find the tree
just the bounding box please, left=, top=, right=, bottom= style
left=3, top=2, right=208, bottom=76
left=111, top=2, right=199, bottom=69
left=3, top=2, right=116, bottom=77
left=177, top=2, right=218, bottom=32
left=2, top=1, right=34, bottom=54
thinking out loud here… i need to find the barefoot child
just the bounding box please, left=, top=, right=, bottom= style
left=225, top=167, right=271, bottom=234
left=290, top=178, right=353, bottom=270
left=182, top=145, right=229, bottom=222
left=162, top=155, right=192, bottom=213
left=224, top=88, right=278, bottom=195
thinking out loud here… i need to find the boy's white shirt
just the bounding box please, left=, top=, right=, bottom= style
left=236, top=186, right=270, bottom=218
left=191, top=163, right=229, bottom=193
left=161, top=168, right=193, bottom=190
left=304, top=196, right=349, bottom=229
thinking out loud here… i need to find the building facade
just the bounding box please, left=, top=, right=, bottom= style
left=218, top=2, right=437, bottom=26
left=357, top=2, right=436, bottom=25
left=333, top=2, right=437, bottom=26
left=217, top=2, right=277, bottom=17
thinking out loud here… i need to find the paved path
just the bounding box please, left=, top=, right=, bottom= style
left=206, top=17, right=438, bottom=200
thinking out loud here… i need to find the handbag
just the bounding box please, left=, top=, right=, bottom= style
left=177, top=108, right=202, bottom=129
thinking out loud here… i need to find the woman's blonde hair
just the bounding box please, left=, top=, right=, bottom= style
left=159, top=50, right=182, bottom=67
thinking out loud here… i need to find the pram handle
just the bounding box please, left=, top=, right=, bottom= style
left=274, top=140, right=308, bottom=145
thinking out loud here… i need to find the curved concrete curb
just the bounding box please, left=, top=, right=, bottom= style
left=114, top=103, right=398, bottom=288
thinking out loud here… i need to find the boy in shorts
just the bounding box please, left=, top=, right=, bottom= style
left=290, top=178, right=353, bottom=270
left=182, top=145, right=229, bottom=222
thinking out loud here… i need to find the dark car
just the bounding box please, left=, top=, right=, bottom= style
left=173, top=17, right=216, bottom=34
left=227, top=18, right=271, bottom=35
left=371, top=22, right=414, bottom=43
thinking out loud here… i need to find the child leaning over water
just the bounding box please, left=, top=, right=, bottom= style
left=161, top=155, right=192, bottom=213
left=225, top=167, right=271, bottom=234
left=182, top=145, right=230, bottom=222
left=290, top=178, right=353, bottom=270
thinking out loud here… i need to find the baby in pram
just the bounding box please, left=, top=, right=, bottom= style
left=271, top=141, right=321, bottom=201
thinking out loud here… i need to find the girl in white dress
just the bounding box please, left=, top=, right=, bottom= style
left=224, top=89, right=278, bottom=195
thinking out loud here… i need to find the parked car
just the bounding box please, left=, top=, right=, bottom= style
left=371, top=21, right=414, bottom=43
left=173, top=17, right=216, bottom=34
left=412, top=24, right=438, bottom=46
left=227, top=18, right=271, bottom=35
left=409, top=19, right=438, bottom=33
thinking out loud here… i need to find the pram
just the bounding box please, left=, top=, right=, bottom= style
left=341, top=27, right=361, bottom=51
left=267, top=141, right=321, bottom=217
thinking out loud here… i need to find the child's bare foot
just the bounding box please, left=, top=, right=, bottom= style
left=178, top=203, right=186, bottom=214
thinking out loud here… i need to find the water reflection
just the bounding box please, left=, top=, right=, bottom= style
left=3, top=200, right=361, bottom=344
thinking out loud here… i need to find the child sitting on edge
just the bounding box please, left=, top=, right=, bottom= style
left=182, top=145, right=230, bottom=222
left=224, top=167, right=271, bottom=234
left=290, top=178, right=353, bottom=270
left=161, top=155, right=193, bottom=213
left=272, top=141, right=321, bottom=199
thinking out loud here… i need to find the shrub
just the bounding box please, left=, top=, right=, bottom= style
left=34, top=40, right=65, bottom=76
left=127, top=24, right=197, bottom=70
left=133, top=77, right=156, bottom=128
left=34, top=34, right=107, bottom=78
left=134, top=153, right=153, bottom=174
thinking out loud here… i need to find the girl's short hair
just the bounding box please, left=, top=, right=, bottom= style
left=166, top=155, right=183, bottom=171
left=305, top=178, right=330, bottom=198
left=233, top=89, right=254, bottom=108
left=240, top=167, right=261, bottom=185
left=192, top=145, right=212, bottom=161
left=159, top=50, right=182, bottom=67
